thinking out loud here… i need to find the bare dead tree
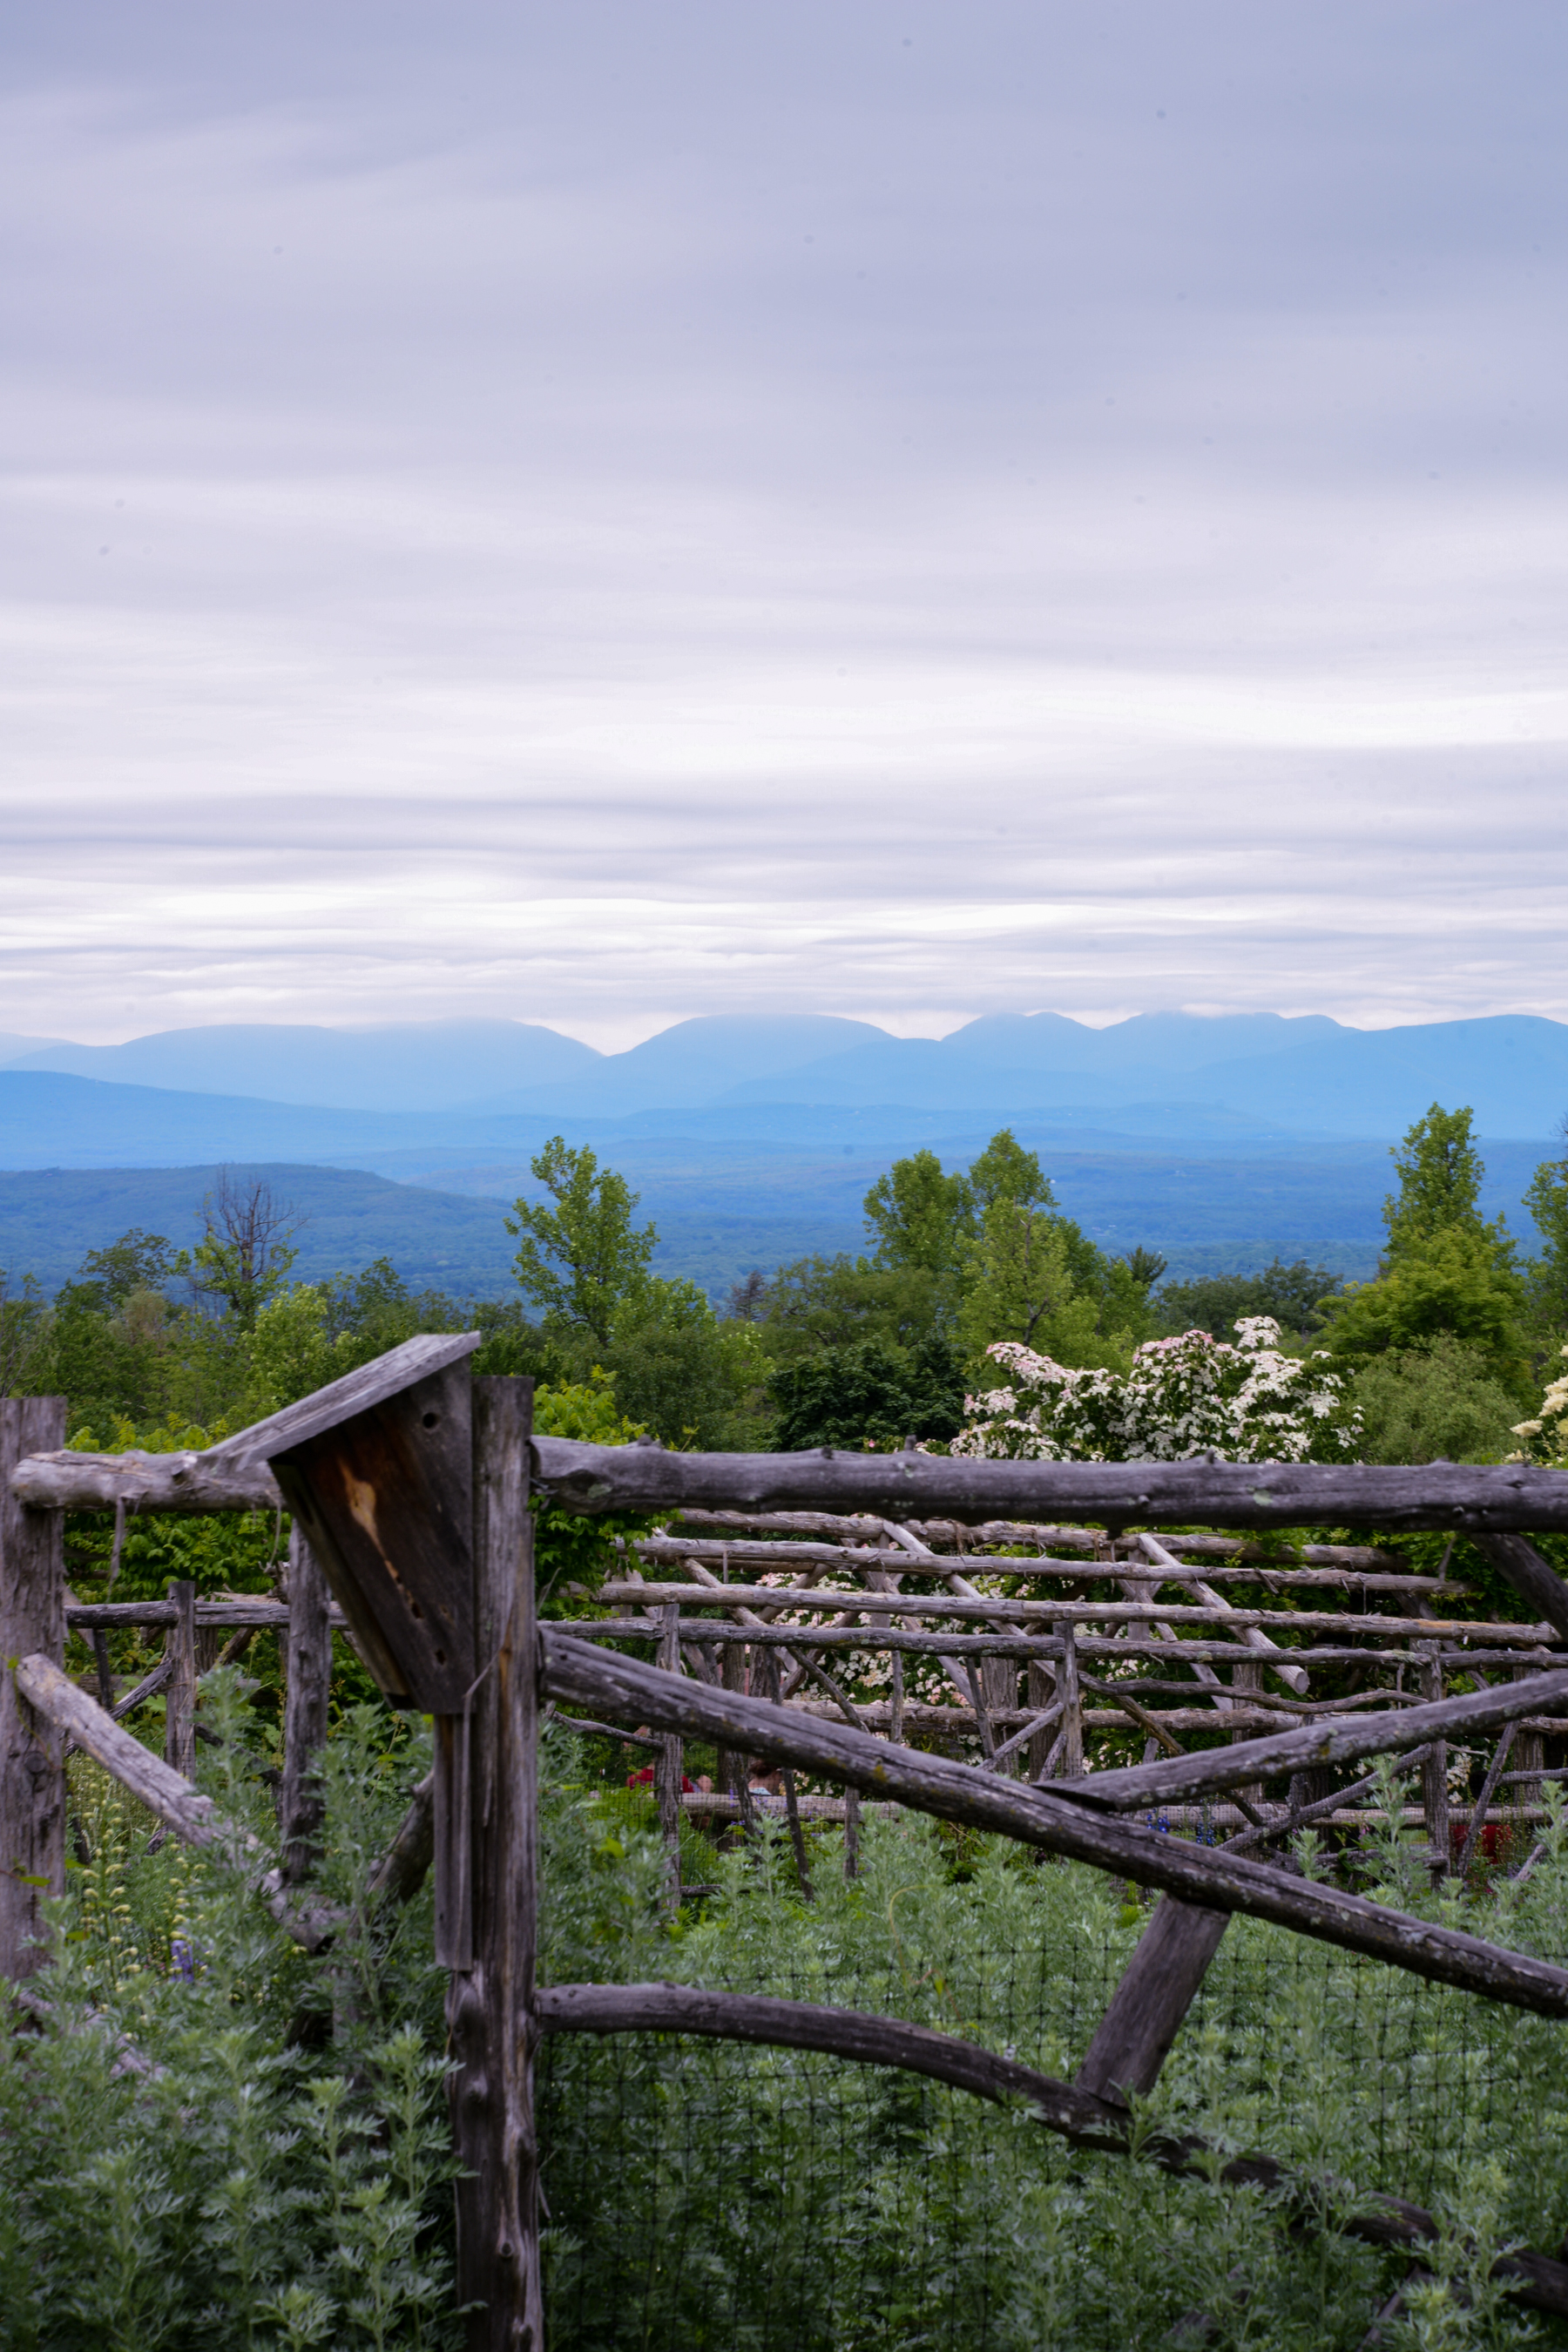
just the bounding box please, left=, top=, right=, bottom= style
left=192, top=1171, right=306, bottom=1324
left=727, top=1269, right=768, bottom=1322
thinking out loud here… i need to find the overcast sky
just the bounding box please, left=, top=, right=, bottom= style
left=3, top=2, right=1566, bottom=1050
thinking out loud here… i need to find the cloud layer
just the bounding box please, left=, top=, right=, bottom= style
left=3, top=1, right=1566, bottom=1046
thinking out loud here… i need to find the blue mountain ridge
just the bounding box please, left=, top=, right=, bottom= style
left=6, top=1010, right=1565, bottom=1139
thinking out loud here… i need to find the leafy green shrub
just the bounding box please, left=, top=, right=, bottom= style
left=1352, top=1335, right=1529, bottom=1464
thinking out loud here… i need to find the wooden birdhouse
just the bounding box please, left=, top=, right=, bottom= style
left=214, top=1331, right=484, bottom=1712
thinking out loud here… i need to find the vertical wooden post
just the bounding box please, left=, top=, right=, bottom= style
left=1230, top=1659, right=1264, bottom=1812
left=1027, top=1659, right=1055, bottom=1780
left=1417, top=1646, right=1449, bottom=1882
left=716, top=1639, right=753, bottom=1837
left=982, top=1656, right=1018, bottom=1776
left=164, top=1578, right=197, bottom=1781
left=655, top=1601, right=682, bottom=1914
left=90, top=1628, right=115, bottom=1710
left=1055, top=1621, right=1084, bottom=1781
left=843, top=1783, right=860, bottom=1879
left=1512, top=1666, right=1544, bottom=1824
left=446, top=1376, right=542, bottom=2352
left=889, top=1646, right=905, bottom=1745
left=280, top=1528, right=332, bottom=1883
left=1, top=1396, right=67, bottom=1980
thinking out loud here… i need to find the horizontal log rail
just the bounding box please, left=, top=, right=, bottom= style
left=540, top=1629, right=1568, bottom=2015
left=570, top=1620, right=1560, bottom=1673
left=62, top=1598, right=342, bottom=1630
left=16, top=1437, right=1568, bottom=1544
left=599, top=1580, right=1554, bottom=1645
left=531, top=1443, right=1568, bottom=1536
left=537, top=1980, right=1568, bottom=2317
left=632, top=1536, right=1443, bottom=1592
left=14, top=1450, right=283, bottom=1513
left=1066, top=1669, right=1568, bottom=1811
left=666, top=1512, right=1409, bottom=1570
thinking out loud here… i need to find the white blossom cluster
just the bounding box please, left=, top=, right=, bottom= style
left=1510, top=1345, right=1568, bottom=1467
left=949, top=1317, right=1362, bottom=1465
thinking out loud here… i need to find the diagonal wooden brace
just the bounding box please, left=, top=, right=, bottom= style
left=1075, top=1896, right=1230, bottom=2105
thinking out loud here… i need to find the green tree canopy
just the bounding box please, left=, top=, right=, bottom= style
left=862, top=1149, right=975, bottom=1277
left=1523, top=1123, right=1568, bottom=1344
left=1320, top=1109, right=1528, bottom=1391
left=1156, top=1257, right=1343, bottom=1342
left=769, top=1334, right=967, bottom=1453
left=967, top=1128, right=1055, bottom=1218
left=505, top=1136, right=657, bottom=1345
left=1382, top=1104, right=1511, bottom=1267
left=605, top=1276, right=769, bottom=1451
left=1351, top=1335, right=1526, bottom=1465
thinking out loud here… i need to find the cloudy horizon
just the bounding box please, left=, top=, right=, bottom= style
left=4, top=3, right=1566, bottom=1052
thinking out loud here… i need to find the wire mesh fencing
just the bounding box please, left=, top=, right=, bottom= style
left=536, top=1729, right=1568, bottom=2352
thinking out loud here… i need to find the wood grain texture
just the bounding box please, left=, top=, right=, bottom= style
left=539, top=1628, right=1568, bottom=2016
left=1471, top=1531, right=1568, bottom=1642
left=0, top=1396, right=66, bottom=1977
left=597, top=1580, right=1548, bottom=1641
left=633, top=1534, right=1431, bottom=1587
left=270, top=1358, right=476, bottom=1712
left=9, top=1449, right=281, bottom=1513
left=1075, top=1898, right=1231, bottom=2102
left=209, top=1332, right=483, bottom=1470
left=536, top=1979, right=1568, bottom=2316
left=6, top=1335, right=481, bottom=1517
left=531, top=1441, right=1568, bottom=1531
left=164, top=1579, right=197, bottom=1781
left=1029, top=1667, right=1568, bottom=1811
left=280, top=1529, right=332, bottom=1884
left=446, top=1376, right=543, bottom=2352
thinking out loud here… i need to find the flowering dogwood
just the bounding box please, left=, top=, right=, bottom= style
left=1510, top=1345, right=1568, bottom=1467
left=950, top=1317, right=1362, bottom=1464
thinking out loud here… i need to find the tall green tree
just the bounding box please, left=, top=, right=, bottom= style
left=967, top=1128, right=1055, bottom=1218
left=1382, top=1104, right=1511, bottom=1266
left=862, top=1147, right=975, bottom=1276
left=1321, top=1104, right=1528, bottom=1397
left=607, top=1276, right=770, bottom=1451
left=1523, top=1122, right=1568, bottom=1345
left=505, top=1137, right=657, bottom=1346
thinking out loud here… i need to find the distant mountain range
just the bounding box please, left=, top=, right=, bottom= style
left=3, top=1010, right=1567, bottom=1140
left=2, top=1010, right=1563, bottom=1303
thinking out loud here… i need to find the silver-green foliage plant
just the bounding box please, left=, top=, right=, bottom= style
left=0, top=1673, right=459, bottom=2351
left=537, top=1731, right=1568, bottom=2351
left=10, top=1697, right=1568, bottom=2349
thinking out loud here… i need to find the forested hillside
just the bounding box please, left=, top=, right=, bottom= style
left=4, top=1103, right=1565, bottom=1473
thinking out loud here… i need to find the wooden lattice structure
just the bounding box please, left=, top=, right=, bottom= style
left=8, top=1348, right=1568, bottom=2344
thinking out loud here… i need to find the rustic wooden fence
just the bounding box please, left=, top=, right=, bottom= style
left=8, top=1345, right=1568, bottom=2344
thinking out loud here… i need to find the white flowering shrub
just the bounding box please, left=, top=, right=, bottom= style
left=950, top=1316, right=1362, bottom=1464
left=1510, top=1345, right=1568, bottom=1466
